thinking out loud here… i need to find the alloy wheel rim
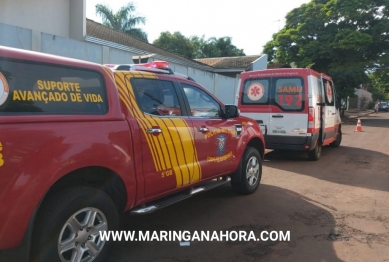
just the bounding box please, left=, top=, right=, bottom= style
left=246, top=156, right=260, bottom=186
left=58, top=207, right=108, bottom=262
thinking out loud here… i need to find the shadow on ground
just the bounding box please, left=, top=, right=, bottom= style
left=355, top=113, right=389, bottom=128
left=264, top=146, right=389, bottom=193
left=110, top=184, right=342, bottom=262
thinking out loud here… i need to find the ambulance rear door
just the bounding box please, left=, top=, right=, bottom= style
left=237, top=71, right=272, bottom=137
left=267, top=69, right=308, bottom=148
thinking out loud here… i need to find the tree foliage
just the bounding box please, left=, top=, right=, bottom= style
left=368, top=67, right=389, bottom=100
left=153, top=32, right=245, bottom=59
left=153, top=32, right=195, bottom=59
left=264, top=0, right=389, bottom=99
left=95, top=2, right=148, bottom=42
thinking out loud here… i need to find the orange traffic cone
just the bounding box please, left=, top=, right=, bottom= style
left=355, top=118, right=363, bottom=132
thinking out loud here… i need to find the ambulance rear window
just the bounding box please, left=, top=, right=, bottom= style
left=0, top=58, right=107, bottom=115
left=274, top=77, right=304, bottom=111
left=241, top=79, right=269, bottom=105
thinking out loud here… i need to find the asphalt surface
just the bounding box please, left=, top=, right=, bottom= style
left=107, top=111, right=389, bottom=262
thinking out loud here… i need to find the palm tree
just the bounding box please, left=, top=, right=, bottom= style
left=95, top=2, right=148, bottom=42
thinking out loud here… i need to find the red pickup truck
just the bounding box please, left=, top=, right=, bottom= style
left=0, top=46, right=265, bottom=262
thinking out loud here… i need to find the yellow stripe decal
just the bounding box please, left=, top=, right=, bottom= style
left=114, top=71, right=201, bottom=187
left=115, top=74, right=162, bottom=171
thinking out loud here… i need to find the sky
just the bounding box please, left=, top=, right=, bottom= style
left=86, top=0, right=311, bottom=56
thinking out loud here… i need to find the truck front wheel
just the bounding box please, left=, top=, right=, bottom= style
left=231, top=146, right=262, bottom=195
left=31, top=187, right=119, bottom=262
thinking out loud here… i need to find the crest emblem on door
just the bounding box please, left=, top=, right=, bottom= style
left=216, top=135, right=226, bottom=155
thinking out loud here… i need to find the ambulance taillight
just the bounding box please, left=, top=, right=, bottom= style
left=307, top=107, right=315, bottom=133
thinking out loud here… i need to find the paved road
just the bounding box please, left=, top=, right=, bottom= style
left=111, top=112, right=389, bottom=262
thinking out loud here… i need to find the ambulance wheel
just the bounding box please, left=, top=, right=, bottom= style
left=231, top=146, right=262, bottom=195
left=308, top=141, right=321, bottom=161
left=330, top=128, right=342, bottom=148
left=31, top=187, right=119, bottom=262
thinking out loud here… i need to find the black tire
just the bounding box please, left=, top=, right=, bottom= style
left=31, top=187, right=119, bottom=262
left=330, top=128, right=342, bottom=148
left=231, top=146, right=262, bottom=195
left=308, top=141, right=322, bottom=161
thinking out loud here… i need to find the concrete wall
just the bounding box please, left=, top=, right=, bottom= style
left=0, top=23, right=31, bottom=50
left=169, top=63, right=188, bottom=75
left=0, top=22, right=242, bottom=104
left=188, top=68, right=215, bottom=93
left=0, top=0, right=265, bottom=105
left=252, top=54, right=268, bottom=71
left=0, top=0, right=85, bottom=40
left=41, top=33, right=102, bottom=63
left=214, top=74, right=239, bottom=104
left=108, top=48, right=136, bottom=64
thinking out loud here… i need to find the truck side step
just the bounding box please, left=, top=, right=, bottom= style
left=130, top=176, right=231, bottom=215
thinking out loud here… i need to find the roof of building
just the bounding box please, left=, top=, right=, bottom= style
left=195, top=55, right=263, bottom=70
left=86, top=19, right=212, bottom=70
left=86, top=19, right=265, bottom=72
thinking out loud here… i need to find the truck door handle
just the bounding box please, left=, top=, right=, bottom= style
left=146, top=128, right=162, bottom=134
left=332, top=113, right=336, bottom=115
left=197, top=127, right=209, bottom=132
left=272, top=115, right=284, bottom=118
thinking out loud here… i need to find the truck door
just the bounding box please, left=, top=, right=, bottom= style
left=181, top=83, right=240, bottom=180
left=127, top=77, right=198, bottom=198
left=321, top=75, right=336, bottom=145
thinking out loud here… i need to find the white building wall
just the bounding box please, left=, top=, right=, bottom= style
left=41, top=33, right=102, bottom=63
left=188, top=68, right=215, bottom=93
left=214, top=74, right=237, bottom=104
left=252, top=54, right=268, bottom=71
left=109, top=48, right=136, bottom=64
left=0, top=22, right=248, bottom=105
left=0, top=0, right=85, bottom=42
left=0, top=22, right=31, bottom=50
left=169, top=64, right=188, bottom=75
left=0, top=0, right=70, bottom=38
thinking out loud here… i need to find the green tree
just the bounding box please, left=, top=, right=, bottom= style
left=153, top=32, right=195, bottom=59
left=264, top=0, right=389, bottom=102
left=95, top=2, right=148, bottom=42
left=368, top=67, right=389, bottom=100
left=201, top=37, right=245, bottom=58
left=153, top=33, right=246, bottom=59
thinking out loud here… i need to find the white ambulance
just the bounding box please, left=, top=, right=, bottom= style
left=236, top=68, right=342, bottom=160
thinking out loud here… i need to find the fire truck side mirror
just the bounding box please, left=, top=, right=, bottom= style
left=224, top=105, right=239, bottom=118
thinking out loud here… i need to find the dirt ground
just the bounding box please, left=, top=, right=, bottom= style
left=110, top=112, right=389, bottom=262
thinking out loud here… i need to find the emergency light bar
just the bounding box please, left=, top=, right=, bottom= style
left=135, top=61, right=169, bottom=69
left=103, top=61, right=196, bottom=82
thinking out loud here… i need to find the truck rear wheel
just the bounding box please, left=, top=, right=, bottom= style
left=31, top=187, right=119, bottom=262
left=231, top=146, right=262, bottom=195
left=308, top=141, right=321, bottom=161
